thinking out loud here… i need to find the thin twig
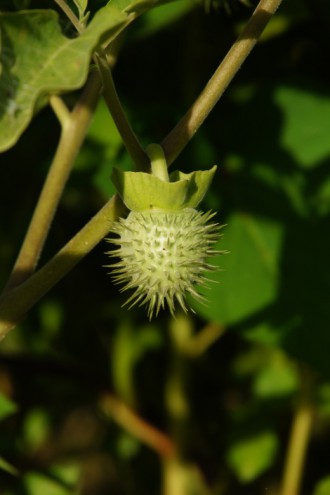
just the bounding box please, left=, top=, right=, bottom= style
left=161, top=0, right=283, bottom=165
left=95, top=51, right=149, bottom=171
left=100, top=392, right=175, bottom=458
left=184, top=322, right=226, bottom=357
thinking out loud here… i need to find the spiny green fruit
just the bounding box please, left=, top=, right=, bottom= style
left=106, top=144, right=224, bottom=319
left=107, top=208, right=220, bottom=319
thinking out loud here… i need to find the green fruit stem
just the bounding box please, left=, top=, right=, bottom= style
left=146, top=143, right=169, bottom=182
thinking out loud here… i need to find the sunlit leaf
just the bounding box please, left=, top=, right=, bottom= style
left=109, top=0, right=180, bottom=14
left=0, top=6, right=128, bottom=152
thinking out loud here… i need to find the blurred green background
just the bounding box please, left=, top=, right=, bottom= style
left=1, top=0, right=330, bottom=494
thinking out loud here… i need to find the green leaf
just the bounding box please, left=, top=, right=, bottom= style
left=193, top=213, right=283, bottom=325
left=116, top=431, right=141, bottom=459
left=0, top=6, right=128, bottom=152
left=252, top=351, right=298, bottom=398
left=23, top=408, right=51, bottom=450
left=109, top=0, right=179, bottom=15
left=239, top=215, right=330, bottom=378
left=24, top=472, right=71, bottom=495
left=226, top=431, right=278, bottom=483
left=0, top=457, right=19, bottom=476
left=274, top=85, right=330, bottom=168
left=313, top=477, right=330, bottom=495
left=0, top=391, right=17, bottom=421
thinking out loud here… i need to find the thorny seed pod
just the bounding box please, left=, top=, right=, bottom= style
left=105, top=144, right=225, bottom=319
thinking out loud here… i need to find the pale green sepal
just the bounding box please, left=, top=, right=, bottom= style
left=112, top=168, right=189, bottom=211
left=169, top=165, right=217, bottom=208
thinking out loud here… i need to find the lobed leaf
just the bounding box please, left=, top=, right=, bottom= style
left=0, top=6, right=128, bottom=152
left=274, top=85, right=330, bottom=169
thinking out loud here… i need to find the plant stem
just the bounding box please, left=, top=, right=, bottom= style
left=279, top=368, right=315, bottom=495
left=161, top=0, right=283, bottom=165
left=100, top=392, right=175, bottom=458
left=0, top=0, right=283, bottom=339
left=49, top=95, right=71, bottom=128
left=147, top=144, right=169, bottom=181
left=162, top=315, right=192, bottom=495
left=2, top=74, right=101, bottom=294
left=54, top=0, right=83, bottom=33
left=0, top=194, right=125, bottom=340
left=183, top=322, right=226, bottom=358
left=95, top=52, right=149, bottom=171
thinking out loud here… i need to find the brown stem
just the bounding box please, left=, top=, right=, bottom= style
left=100, top=392, right=175, bottom=458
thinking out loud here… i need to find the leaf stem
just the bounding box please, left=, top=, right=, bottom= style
left=53, top=0, right=83, bottom=33
left=49, top=95, right=71, bottom=128
left=279, top=367, right=315, bottom=495
left=161, top=0, right=283, bottom=165
left=95, top=51, right=149, bottom=172
left=0, top=194, right=125, bottom=340
left=2, top=73, right=101, bottom=293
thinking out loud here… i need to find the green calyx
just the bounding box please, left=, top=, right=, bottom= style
left=111, top=143, right=217, bottom=212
